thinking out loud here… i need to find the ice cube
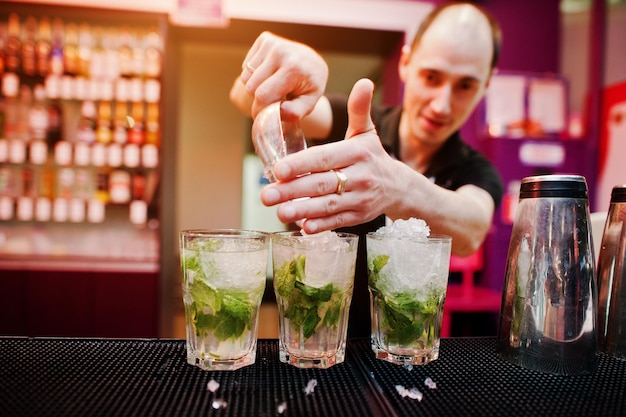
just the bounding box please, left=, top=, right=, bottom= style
left=211, top=399, right=228, bottom=409
left=373, top=217, right=430, bottom=239
left=395, top=385, right=423, bottom=401
left=424, top=377, right=437, bottom=389
left=277, top=402, right=288, bottom=414
left=303, top=379, right=318, bottom=395
left=207, top=379, right=220, bottom=393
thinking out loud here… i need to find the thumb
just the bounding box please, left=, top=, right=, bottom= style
left=345, top=78, right=376, bottom=139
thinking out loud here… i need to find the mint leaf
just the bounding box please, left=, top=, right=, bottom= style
left=190, top=287, right=259, bottom=342
left=279, top=259, right=346, bottom=340
left=368, top=254, right=389, bottom=286
left=377, top=290, right=441, bottom=346
left=189, top=279, right=221, bottom=312
left=275, top=259, right=297, bottom=298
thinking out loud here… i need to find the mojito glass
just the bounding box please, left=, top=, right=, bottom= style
left=180, top=229, right=269, bottom=370
left=367, top=232, right=452, bottom=365
left=271, top=231, right=358, bottom=369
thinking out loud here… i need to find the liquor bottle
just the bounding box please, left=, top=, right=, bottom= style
left=15, top=85, right=32, bottom=141
left=17, top=166, right=35, bottom=221
left=145, top=102, right=160, bottom=146
left=89, top=26, right=105, bottom=80
left=36, top=16, right=52, bottom=78
left=5, top=13, right=21, bottom=74
left=29, top=84, right=49, bottom=141
left=118, top=26, right=133, bottom=78
left=1, top=72, right=19, bottom=139
left=131, top=28, right=145, bottom=78
left=21, top=16, right=37, bottom=78
left=144, top=30, right=162, bottom=79
left=37, top=161, right=55, bottom=200
left=127, top=101, right=144, bottom=145
left=103, top=28, right=120, bottom=81
left=63, top=22, right=79, bottom=76
left=94, top=168, right=109, bottom=204
left=112, top=100, right=128, bottom=144
left=108, top=169, right=131, bottom=204
left=44, top=75, right=63, bottom=147
left=75, top=100, right=96, bottom=144
left=56, top=166, right=74, bottom=199
left=96, top=100, right=112, bottom=144
left=77, top=23, right=92, bottom=78
left=49, top=18, right=64, bottom=76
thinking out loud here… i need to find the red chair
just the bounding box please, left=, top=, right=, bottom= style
left=441, top=246, right=502, bottom=337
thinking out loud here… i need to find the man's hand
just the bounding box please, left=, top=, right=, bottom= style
left=236, top=31, right=329, bottom=121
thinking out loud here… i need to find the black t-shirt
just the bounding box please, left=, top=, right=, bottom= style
left=321, top=94, right=504, bottom=338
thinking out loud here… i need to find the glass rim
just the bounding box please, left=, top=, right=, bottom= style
left=271, top=231, right=358, bottom=239
left=366, top=232, right=452, bottom=243
left=180, top=229, right=269, bottom=239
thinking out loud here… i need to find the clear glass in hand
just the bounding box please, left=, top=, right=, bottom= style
left=251, top=102, right=306, bottom=182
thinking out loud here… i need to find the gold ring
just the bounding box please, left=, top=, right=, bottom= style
left=332, top=169, right=348, bottom=195
left=245, top=62, right=256, bottom=73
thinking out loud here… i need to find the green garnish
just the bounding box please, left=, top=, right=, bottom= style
left=275, top=256, right=346, bottom=339
left=368, top=253, right=442, bottom=346
left=182, top=249, right=263, bottom=342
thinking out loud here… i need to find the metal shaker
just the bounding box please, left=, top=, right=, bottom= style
left=597, top=185, right=626, bottom=358
left=496, top=175, right=597, bottom=375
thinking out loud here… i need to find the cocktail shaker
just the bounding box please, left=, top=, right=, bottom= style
left=597, top=185, right=626, bottom=359
left=497, top=175, right=597, bottom=375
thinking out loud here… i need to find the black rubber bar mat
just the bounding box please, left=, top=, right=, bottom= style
left=0, top=338, right=388, bottom=417
left=349, top=337, right=626, bottom=417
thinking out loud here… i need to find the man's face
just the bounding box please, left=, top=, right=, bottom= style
left=398, top=7, right=493, bottom=148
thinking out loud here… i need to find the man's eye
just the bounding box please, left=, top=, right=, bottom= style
left=423, top=73, right=439, bottom=85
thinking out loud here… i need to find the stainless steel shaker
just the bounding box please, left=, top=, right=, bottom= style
left=597, top=185, right=626, bottom=358
left=496, top=175, right=597, bottom=375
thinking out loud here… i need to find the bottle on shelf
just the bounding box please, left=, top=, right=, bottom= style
left=96, top=100, right=112, bottom=144
left=131, top=28, right=145, bottom=79
left=36, top=16, right=52, bottom=78
left=145, top=102, right=160, bottom=146
left=113, top=99, right=129, bottom=144
left=77, top=23, right=92, bottom=78
left=127, top=101, right=144, bottom=146
left=144, top=30, right=162, bottom=79
left=5, top=13, right=21, bottom=74
left=44, top=75, right=63, bottom=148
left=63, top=22, right=79, bottom=76
left=15, top=84, right=32, bottom=141
left=29, top=84, right=49, bottom=142
left=76, top=100, right=96, bottom=144
left=1, top=70, right=20, bottom=140
left=118, top=26, right=133, bottom=79
left=21, top=16, right=37, bottom=78
left=89, top=26, right=105, bottom=80
left=49, top=18, right=64, bottom=76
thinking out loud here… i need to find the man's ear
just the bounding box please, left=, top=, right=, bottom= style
left=398, top=44, right=412, bottom=83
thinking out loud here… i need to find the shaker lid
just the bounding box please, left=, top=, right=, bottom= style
left=520, top=174, right=588, bottom=199
left=611, top=185, right=626, bottom=203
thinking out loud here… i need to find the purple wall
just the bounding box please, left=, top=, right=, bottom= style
left=483, top=0, right=561, bottom=74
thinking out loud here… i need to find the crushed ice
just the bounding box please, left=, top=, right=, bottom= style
left=395, top=385, right=423, bottom=401
left=424, top=377, right=437, bottom=389
left=206, top=379, right=220, bottom=393
left=373, top=218, right=430, bottom=239
left=211, top=399, right=228, bottom=409
left=303, top=379, right=318, bottom=395
left=276, top=401, right=288, bottom=414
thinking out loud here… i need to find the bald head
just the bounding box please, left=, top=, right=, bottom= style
left=410, top=2, right=501, bottom=70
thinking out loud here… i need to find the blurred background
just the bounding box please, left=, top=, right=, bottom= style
left=0, top=0, right=623, bottom=339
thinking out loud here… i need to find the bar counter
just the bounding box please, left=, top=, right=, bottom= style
left=2, top=337, right=625, bottom=417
